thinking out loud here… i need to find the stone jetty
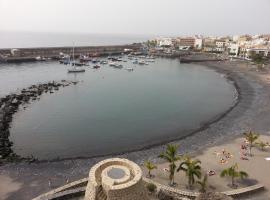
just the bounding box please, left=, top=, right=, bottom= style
left=0, top=80, right=78, bottom=163
left=0, top=44, right=142, bottom=63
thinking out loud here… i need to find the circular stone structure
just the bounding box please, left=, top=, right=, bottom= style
left=84, top=158, right=149, bottom=200
left=104, top=165, right=130, bottom=181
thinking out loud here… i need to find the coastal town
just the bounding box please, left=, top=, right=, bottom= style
left=1, top=0, right=270, bottom=200
left=146, top=34, right=270, bottom=60
left=1, top=34, right=269, bottom=65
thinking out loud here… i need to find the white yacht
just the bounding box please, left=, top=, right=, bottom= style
left=68, top=67, right=86, bottom=73
left=109, top=62, right=123, bottom=69
left=126, top=67, right=134, bottom=71
left=109, top=62, right=117, bottom=66
left=138, top=60, right=147, bottom=65
left=146, top=59, right=155, bottom=62
left=68, top=45, right=85, bottom=73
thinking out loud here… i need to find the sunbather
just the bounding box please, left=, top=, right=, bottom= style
left=208, top=170, right=216, bottom=176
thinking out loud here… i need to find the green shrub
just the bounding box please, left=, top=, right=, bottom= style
left=146, top=183, right=157, bottom=193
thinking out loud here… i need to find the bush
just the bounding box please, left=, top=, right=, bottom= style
left=157, top=189, right=175, bottom=200
left=146, top=183, right=157, bottom=193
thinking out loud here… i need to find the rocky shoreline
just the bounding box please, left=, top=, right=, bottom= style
left=0, top=80, right=78, bottom=163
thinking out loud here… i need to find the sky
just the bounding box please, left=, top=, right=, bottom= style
left=0, top=0, right=270, bottom=36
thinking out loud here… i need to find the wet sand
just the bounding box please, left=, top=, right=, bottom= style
left=1, top=60, right=270, bottom=200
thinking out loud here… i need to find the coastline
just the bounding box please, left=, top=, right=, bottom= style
left=0, top=58, right=239, bottom=162
left=1, top=60, right=270, bottom=200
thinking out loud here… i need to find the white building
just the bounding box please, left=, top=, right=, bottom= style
left=215, top=40, right=226, bottom=52
left=233, top=35, right=239, bottom=42
left=157, top=38, right=173, bottom=47
left=194, top=38, right=203, bottom=50
left=246, top=48, right=269, bottom=59
left=250, top=38, right=267, bottom=46
left=216, top=41, right=226, bottom=48
left=228, top=43, right=239, bottom=56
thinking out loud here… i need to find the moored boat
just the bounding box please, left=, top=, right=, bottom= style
left=126, top=67, right=134, bottom=71
left=68, top=45, right=85, bottom=73
left=100, top=60, right=108, bottom=64
left=35, top=56, right=47, bottom=61
left=93, top=65, right=101, bottom=69
left=59, top=59, right=70, bottom=65
left=72, top=62, right=84, bottom=66
left=108, top=57, right=122, bottom=62
left=80, top=55, right=92, bottom=62
left=114, top=64, right=123, bottom=69
left=109, top=62, right=123, bottom=69
left=68, top=67, right=86, bottom=73
left=133, top=60, right=138, bottom=64
left=138, top=60, right=147, bottom=65
left=109, top=62, right=117, bottom=66
left=92, top=58, right=99, bottom=64
left=146, top=59, right=155, bottom=62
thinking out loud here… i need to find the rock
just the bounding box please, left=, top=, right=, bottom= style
left=0, top=80, right=77, bottom=160
left=16, top=94, right=23, bottom=101
left=23, top=96, right=30, bottom=102
left=11, top=99, right=18, bottom=105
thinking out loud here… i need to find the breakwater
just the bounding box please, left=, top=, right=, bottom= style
left=0, top=80, right=78, bottom=163
left=0, top=44, right=142, bottom=63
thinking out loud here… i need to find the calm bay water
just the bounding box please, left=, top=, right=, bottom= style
left=0, top=58, right=236, bottom=159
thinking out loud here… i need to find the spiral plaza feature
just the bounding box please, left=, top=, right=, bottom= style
left=84, top=158, right=149, bottom=200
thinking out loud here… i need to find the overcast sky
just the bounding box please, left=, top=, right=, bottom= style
left=0, top=0, right=269, bottom=36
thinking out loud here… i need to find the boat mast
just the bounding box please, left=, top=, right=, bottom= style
left=73, top=43, right=75, bottom=63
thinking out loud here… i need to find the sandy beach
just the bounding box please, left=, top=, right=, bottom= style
left=142, top=134, right=270, bottom=199
left=1, top=60, right=270, bottom=200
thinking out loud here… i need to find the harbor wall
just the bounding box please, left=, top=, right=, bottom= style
left=0, top=44, right=142, bottom=62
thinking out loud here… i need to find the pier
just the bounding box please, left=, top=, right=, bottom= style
left=0, top=44, right=142, bottom=63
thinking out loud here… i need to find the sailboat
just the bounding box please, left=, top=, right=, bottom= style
left=68, top=45, right=85, bottom=73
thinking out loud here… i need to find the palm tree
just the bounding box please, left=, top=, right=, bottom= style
left=159, top=144, right=181, bottom=186
left=220, top=163, right=248, bottom=188
left=144, top=160, right=157, bottom=178
left=250, top=52, right=267, bottom=70
left=177, top=156, right=202, bottom=189
left=197, top=173, right=208, bottom=193
left=256, top=141, right=269, bottom=151
left=243, top=131, right=259, bottom=156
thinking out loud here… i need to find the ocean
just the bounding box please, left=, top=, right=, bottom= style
left=0, top=31, right=151, bottom=48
